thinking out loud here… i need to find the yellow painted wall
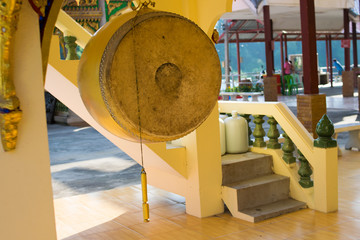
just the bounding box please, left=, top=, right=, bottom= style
left=183, top=104, right=224, bottom=217
left=155, top=0, right=232, bottom=35
left=0, top=1, right=57, bottom=239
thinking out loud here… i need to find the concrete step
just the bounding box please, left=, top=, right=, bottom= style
left=222, top=152, right=273, bottom=185
left=241, top=198, right=307, bottom=222
left=225, top=174, right=290, bottom=211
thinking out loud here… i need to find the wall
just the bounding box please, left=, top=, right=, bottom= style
left=0, top=1, right=57, bottom=239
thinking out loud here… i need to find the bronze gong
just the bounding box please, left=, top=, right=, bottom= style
left=78, top=9, right=221, bottom=142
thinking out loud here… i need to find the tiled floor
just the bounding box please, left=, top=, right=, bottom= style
left=55, top=85, right=360, bottom=239
left=54, top=148, right=360, bottom=240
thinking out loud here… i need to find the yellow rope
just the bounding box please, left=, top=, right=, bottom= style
left=130, top=0, right=154, bottom=223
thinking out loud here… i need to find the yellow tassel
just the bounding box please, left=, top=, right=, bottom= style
left=141, top=168, right=150, bottom=222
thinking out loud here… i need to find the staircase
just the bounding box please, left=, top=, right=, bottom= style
left=221, top=152, right=306, bottom=222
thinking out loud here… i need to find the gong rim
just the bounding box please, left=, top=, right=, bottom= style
left=100, top=10, right=221, bottom=141
left=78, top=9, right=221, bottom=142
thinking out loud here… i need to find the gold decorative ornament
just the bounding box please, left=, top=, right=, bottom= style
left=75, top=0, right=97, bottom=7
left=0, top=0, right=23, bottom=151
left=130, top=0, right=154, bottom=11
left=105, top=0, right=132, bottom=5
left=0, top=109, right=22, bottom=151
left=104, top=0, right=140, bottom=12
left=106, top=2, right=126, bottom=18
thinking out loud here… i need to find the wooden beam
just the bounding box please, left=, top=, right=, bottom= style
left=284, top=34, right=288, bottom=58
left=344, top=9, right=350, bottom=71
left=270, top=19, right=275, bottom=72
left=217, top=32, right=356, bottom=44
left=325, top=35, right=330, bottom=76
left=329, top=35, right=333, bottom=87
left=264, top=5, right=273, bottom=77
left=218, top=20, right=236, bottom=43
left=300, top=0, right=319, bottom=94
left=353, top=21, right=358, bottom=68
left=250, top=32, right=260, bottom=42
left=229, top=20, right=248, bottom=39
left=236, top=33, right=241, bottom=81
left=280, top=33, right=285, bottom=77
left=228, top=29, right=264, bottom=34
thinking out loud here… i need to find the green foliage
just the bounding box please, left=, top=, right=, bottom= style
left=238, top=84, right=252, bottom=92
left=225, top=84, right=263, bottom=93
left=225, top=87, right=233, bottom=92
left=253, top=83, right=264, bottom=92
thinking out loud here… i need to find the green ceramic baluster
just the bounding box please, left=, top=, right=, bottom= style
left=282, top=131, right=295, bottom=164
left=64, top=36, right=79, bottom=60
left=240, top=114, right=253, bottom=145
left=253, top=115, right=266, bottom=147
left=298, top=150, right=314, bottom=188
left=314, top=114, right=337, bottom=148
left=267, top=116, right=281, bottom=149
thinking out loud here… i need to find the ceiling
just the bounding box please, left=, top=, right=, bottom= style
left=221, top=5, right=355, bottom=32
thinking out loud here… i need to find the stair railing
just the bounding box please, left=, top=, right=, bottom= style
left=219, top=101, right=338, bottom=213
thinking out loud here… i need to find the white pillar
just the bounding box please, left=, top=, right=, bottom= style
left=0, top=1, right=57, bottom=239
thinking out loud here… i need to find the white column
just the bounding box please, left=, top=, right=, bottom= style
left=0, top=1, right=57, bottom=239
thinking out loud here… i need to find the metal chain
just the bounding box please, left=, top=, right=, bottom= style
left=131, top=4, right=144, bottom=167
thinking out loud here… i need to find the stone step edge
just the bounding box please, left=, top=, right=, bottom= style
left=224, top=174, right=289, bottom=190
left=240, top=198, right=307, bottom=223
left=221, top=152, right=272, bottom=166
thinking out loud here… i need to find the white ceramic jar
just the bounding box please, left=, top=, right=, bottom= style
left=224, top=110, right=249, bottom=153
left=219, top=114, right=228, bottom=121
